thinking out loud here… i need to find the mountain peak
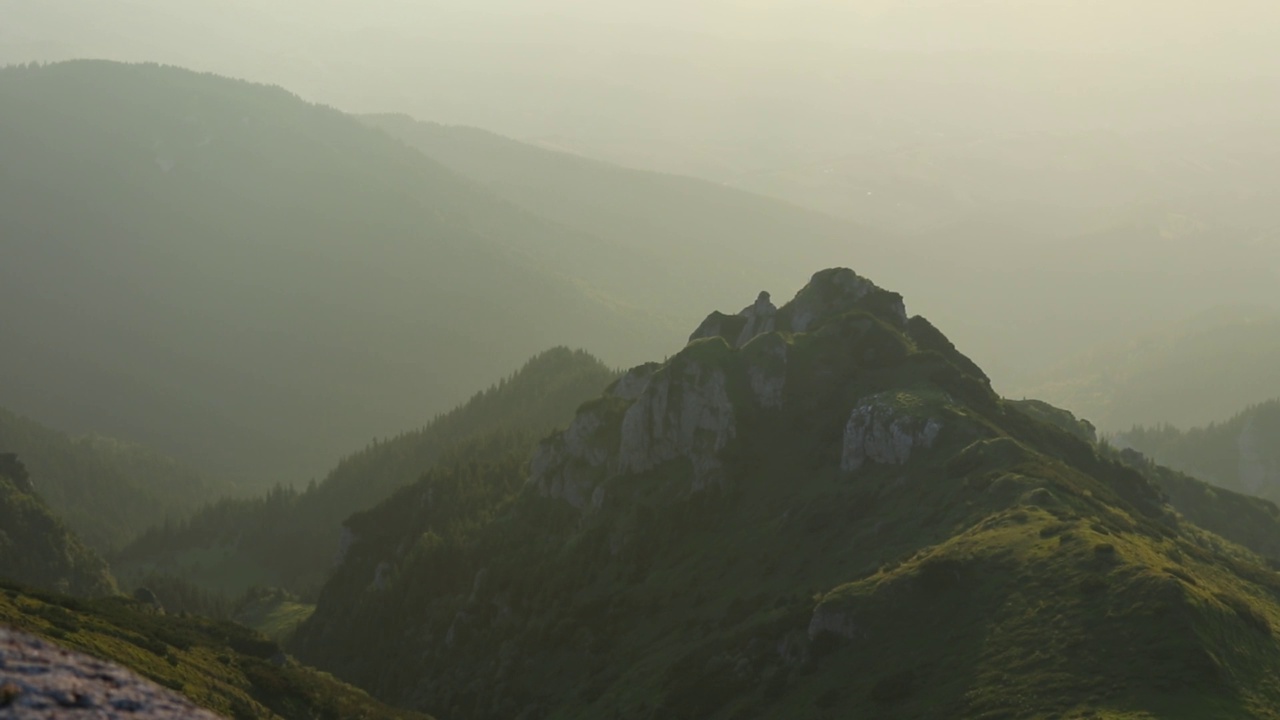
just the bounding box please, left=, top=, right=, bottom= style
left=530, top=267, right=971, bottom=510
left=690, top=267, right=908, bottom=350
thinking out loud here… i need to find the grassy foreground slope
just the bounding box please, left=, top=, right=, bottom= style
left=296, top=268, right=1280, bottom=720
left=0, top=581, right=431, bottom=720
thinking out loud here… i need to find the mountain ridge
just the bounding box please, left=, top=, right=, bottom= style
left=294, top=267, right=1280, bottom=719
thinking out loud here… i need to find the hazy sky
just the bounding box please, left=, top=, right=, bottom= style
left=3, top=0, right=1279, bottom=478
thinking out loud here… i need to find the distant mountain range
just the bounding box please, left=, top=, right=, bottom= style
left=1014, top=306, right=1280, bottom=431
left=6, top=60, right=1276, bottom=487
left=0, top=60, right=900, bottom=486
left=1119, top=399, right=1280, bottom=503
left=361, top=113, right=1280, bottom=399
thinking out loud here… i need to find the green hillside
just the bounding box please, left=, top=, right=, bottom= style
left=0, top=60, right=666, bottom=486
left=0, top=405, right=215, bottom=552
left=114, top=347, right=618, bottom=597
left=1118, top=400, right=1280, bottom=503
left=0, top=580, right=431, bottom=720
left=0, top=455, right=117, bottom=597
left=295, top=268, right=1280, bottom=720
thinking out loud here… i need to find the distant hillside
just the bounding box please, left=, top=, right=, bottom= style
left=0, top=454, right=117, bottom=597
left=0, top=406, right=214, bottom=552
left=362, top=114, right=903, bottom=318
left=296, top=268, right=1280, bottom=720
left=1012, top=307, right=1280, bottom=431
left=115, top=347, right=618, bottom=596
left=1118, top=400, right=1280, bottom=503
left=0, top=60, right=668, bottom=485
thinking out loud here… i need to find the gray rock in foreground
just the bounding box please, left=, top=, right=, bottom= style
left=0, top=627, right=225, bottom=719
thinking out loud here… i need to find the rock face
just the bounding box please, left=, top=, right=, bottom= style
left=528, top=402, right=616, bottom=509
left=734, top=292, right=778, bottom=347
left=529, top=354, right=739, bottom=504
left=743, top=333, right=788, bottom=410
left=0, top=628, right=225, bottom=719
left=808, top=604, right=860, bottom=641
left=842, top=393, right=944, bottom=473
left=617, top=359, right=737, bottom=491
left=608, top=363, right=659, bottom=401
left=689, top=291, right=778, bottom=348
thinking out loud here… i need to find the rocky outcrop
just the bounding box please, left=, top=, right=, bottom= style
left=608, top=363, right=660, bottom=401
left=689, top=292, right=778, bottom=348
left=530, top=269, right=917, bottom=507
left=0, top=628, right=224, bottom=719
left=743, top=333, right=788, bottom=409
left=808, top=604, right=860, bottom=641
left=528, top=402, right=617, bottom=509
left=617, top=359, right=737, bottom=491
left=842, top=393, right=944, bottom=472
left=734, top=292, right=778, bottom=347
left=688, top=312, right=746, bottom=346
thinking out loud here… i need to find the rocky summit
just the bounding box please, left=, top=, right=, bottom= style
left=296, top=267, right=1280, bottom=720
left=529, top=268, right=939, bottom=509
